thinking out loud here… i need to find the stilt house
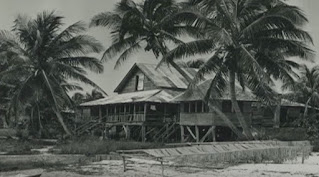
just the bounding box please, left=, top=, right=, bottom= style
left=78, top=63, right=310, bottom=142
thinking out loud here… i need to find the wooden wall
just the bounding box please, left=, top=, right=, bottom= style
left=118, top=70, right=158, bottom=94
left=180, top=112, right=252, bottom=126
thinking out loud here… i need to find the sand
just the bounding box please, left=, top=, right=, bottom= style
left=1, top=153, right=319, bottom=177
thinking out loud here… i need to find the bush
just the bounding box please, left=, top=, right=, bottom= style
left=55, top=136, right=163, bottom=155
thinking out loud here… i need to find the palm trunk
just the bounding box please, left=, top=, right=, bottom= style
left=158, top=46, right=244, bottom=139
left=229, top=71, right=254, bottom=140
left=1, top=114, right=8, bottom=128
left=36, top=104, right=43, bottom=137
left=53, top=107, right=72, bottom=136
left=303, top=97, right=311, bottom=119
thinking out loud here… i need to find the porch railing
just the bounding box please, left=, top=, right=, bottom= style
left=105, top=113, right=145, bottom=123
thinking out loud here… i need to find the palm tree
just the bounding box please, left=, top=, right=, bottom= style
left=284, top=65, right=319, bottom=118
left=0, top=11, right=105, bottom=136
left=162, top=0, right=314, bottom=139
left=91, top=0, right=246, bottom=138
left=177, top=58, right=205, bottom=68
left=72, top=89, right=106, bottom=105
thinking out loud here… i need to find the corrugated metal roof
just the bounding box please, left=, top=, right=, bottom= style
left=114, top=63, right=197, bottom=92
left=80, top=89, right=182, bottom=106
left=173, top=79, right=258, bottom=102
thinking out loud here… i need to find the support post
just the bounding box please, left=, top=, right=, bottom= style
left=143, top=103, right=147, bottom=122
left=105, top=126, right=110, bottom=139
left=99, top=106, right=102, bottom=122
left=133, top=104, right=136, bottom=121
left=180, top=125, right=185, bottom=143
left=212, top=126, right=216, bottom=142
left=126, top=125, right=131, bottom=139
left=274, top=96, right=281, bottom=128
left=195, top=126, right=199, bottom=142
left=186, top=126, right=196, bottom=140
left=106, top=106, right=109, bottom=122
left=200, top=126, right=215, bottom=142
left=141, top=125, right=146, bottom=142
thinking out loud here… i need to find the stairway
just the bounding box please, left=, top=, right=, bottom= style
left=75, top=118, right=103, bottom=136
left=152, top=122, right=178, bottom=143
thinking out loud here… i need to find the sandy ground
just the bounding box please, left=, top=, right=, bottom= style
left=1, top=153, right=319, bottom=177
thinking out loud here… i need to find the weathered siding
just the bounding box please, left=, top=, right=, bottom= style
left=118, top=70, right=158, bottom=94
left=179, top=112, right=252, bottom=126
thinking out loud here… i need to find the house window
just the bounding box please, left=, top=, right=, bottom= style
left=196, top=101, right=203, bottom=113
left=183, top=103, right=189, bottom=113
left=135, top=74, right=144, bottom=91
left=222, top=101, right=232, bottom=113
left=190, top=102, right=196, bottom=113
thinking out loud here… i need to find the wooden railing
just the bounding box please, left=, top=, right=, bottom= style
left=105, top=114, right=145, bottom=123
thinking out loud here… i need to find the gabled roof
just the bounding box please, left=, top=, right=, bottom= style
left=80, top=89, right=182, bottom=106
left=173, top=79, right=258, bottom=102
left=114, top=63, right=197, bottom=92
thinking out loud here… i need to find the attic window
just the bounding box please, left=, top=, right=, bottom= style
left=135, top=74, right=144, bottom=91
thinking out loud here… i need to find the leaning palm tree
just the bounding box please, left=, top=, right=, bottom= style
left=0, top=11, right=105, bottom=136
left=91, top=0, right=247, bottom=138
left=162, top=0, right=314, bottom=139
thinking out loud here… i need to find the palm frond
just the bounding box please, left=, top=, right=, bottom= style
left=57, top=57, right=103, bottom=73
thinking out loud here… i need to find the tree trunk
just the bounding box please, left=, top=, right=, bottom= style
left=172, top=62, right=244, bottom=138
left=229, top=71, right=254, bottom=140
left=303, top=97, right=311, bottom=119
left=273, top=97, right=281, bottom=128
left=37, top=104, right=43, bottom=137
left=159, top=47, right=244, bottom=139
left=207, top=101, right=245, bottom=139
left=53, top=107, right=72, bottom=136
left=1, top=114, right=8, bottom=128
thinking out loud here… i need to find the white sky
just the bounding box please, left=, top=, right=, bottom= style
left=0, top=0, right=318, bottom=95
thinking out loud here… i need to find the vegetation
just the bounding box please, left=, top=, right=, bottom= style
left=284, top=65, right=319, bottom=140
left=72, top=89, right=106, bottom=105
left=161, top=0, right=313, bottom=139
left=0, top=139, right=48, bottom=155
left=0, top=11, right=105, bottom=136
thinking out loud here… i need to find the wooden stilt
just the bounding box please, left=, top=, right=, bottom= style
left=99, top=106, right=102, bottom=122
left=212, top=126, right=216, bottom=142
left=186, top=126, right=196, bottom=140
left=180, top=125, right=185, bottom=143
left=195, top=126, right=199, bottom=142
left=200, top=126, right=215, bottom=142
left=141, top=125, right=146, bottom=142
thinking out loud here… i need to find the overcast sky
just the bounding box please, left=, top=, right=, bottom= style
left=0, top=0, right=318, bottom=95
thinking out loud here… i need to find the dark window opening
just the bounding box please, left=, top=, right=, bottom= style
left=196, top=101, right=203, bottom=113
left=190, top=102, right=196, bottom=113
left=135, top=74, right=144, bottom=91
left=183, top=103, right=189, bottom=113
left=222, top=101, right=232, bottom=113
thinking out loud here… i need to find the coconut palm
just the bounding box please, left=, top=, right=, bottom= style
left=284, top=65, right=319, bottom=118
left=162, top=0, right=314, bottom=139
left=90, top=0, right=198, bottom=72
left=91, top=0, right=246, bottom=138
left=0, top=11, right=105, bottom=136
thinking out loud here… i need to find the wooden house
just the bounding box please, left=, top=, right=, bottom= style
left=78, top=63, right=310, bottom=142
left=79, top=63, right=196, bottom=142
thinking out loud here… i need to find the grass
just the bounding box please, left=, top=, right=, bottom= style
left=0, top=138, right=49, bottom=155
left=54, top=136, right=163, bottom=155
left=0, top=161, right=65, bottom=172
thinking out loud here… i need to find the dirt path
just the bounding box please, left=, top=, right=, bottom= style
left=2, top=153, right=319, bottom=177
